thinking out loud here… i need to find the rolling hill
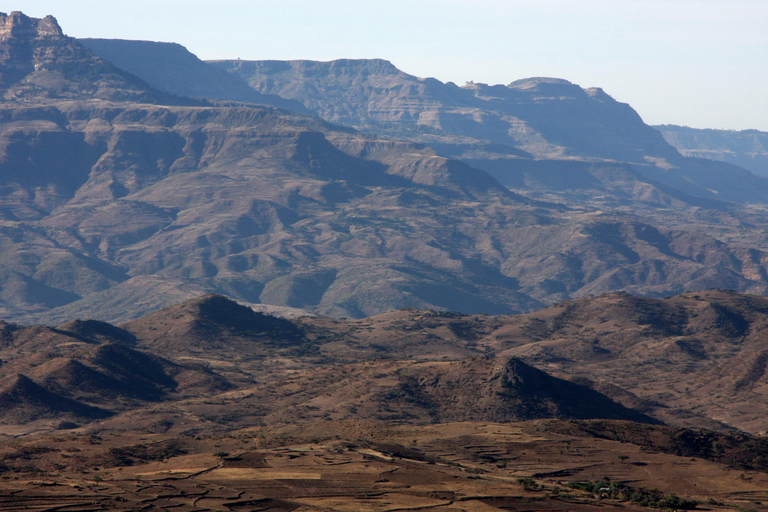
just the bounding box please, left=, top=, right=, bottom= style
left=9, top=290, right=768, bottom=433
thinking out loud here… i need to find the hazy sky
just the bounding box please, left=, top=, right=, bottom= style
left=16, top=0, right=768, bottom=131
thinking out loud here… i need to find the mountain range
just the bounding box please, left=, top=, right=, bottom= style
left=657, top=124, right=768, bottom=177
left=0, top=11, right=766, bottom=324
left=7, top=290, right=768, bottom=433
left=7, top=13, right=768, bottom=508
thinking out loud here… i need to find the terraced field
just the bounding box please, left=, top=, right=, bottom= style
left=2, top=421, right=767, bottom=511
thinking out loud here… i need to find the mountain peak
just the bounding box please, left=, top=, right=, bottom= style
left=509, top=77, right=574, bottom=87
left=0, top=11, right=63, bottom=41
left=0, top=373, right=112, bottom=423
left=0, top=11, right=192, bottom=104
left=507, top=76, right=585, bottom=96
left=120, top=294, right=306, bottom=353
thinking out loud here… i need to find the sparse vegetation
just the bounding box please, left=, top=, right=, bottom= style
left=102, top=442, right=187, bottom=467
left=568, top=478, right=698, bottom=509
left=517, top=477, right=538, bottom=490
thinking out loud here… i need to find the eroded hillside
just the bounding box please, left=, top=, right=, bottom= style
left=4, top=11, right=768, bottom=331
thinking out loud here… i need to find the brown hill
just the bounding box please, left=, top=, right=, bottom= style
left=55, top=318, right=136, bottom=344
left=105, top=355, right=658, bottom=429
left=300, top=356, right=659, bottom=425
left=292, top=289, right=768, bottom=432
left=0, top=315, right=232, bottom=416
left=0, top=293, right=666, bottom=430
left=47, top=342, right=230, bottom=404
left=12, top=288, right=768, bottom=433
left=544, top=419, right=768, bottom=472
left=120, top=294, right=305, bottom=353
left=397, top=357, right=659, bottom=424
left=0, top=373, right=111, bottom=423
left=41, top=289, right=768, bottom=432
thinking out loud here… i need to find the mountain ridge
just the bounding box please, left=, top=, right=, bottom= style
left=209, top=57, right=768, bottom=204
left=656, top=124, right=768, bottom=177
left=78, top=38, right=311, bottom=113
left=4, top=14, right=768, bottom=326
left=0, top=11, right=192, bottom=105
left=10, top=288, right=768, bottom=432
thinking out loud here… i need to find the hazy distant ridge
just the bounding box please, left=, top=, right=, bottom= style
left=656, top=124, right=768, bottom=177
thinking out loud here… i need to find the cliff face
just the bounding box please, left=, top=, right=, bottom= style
left=0, top=11, right=62, bottom=40
left=79, top=38, right=309, bottom=112
left=212, top=59, right=680, bottom=165
left=0, top=11, right=187, bottom=104
left=68, top=39, right=768, bottom=203
left=211, top=58, right=768, bottom=203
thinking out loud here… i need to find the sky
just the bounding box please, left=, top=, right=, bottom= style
left=15, top=0, right=768, bottom=131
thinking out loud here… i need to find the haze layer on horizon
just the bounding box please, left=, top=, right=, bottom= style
left=16, top=0, right=768, bottom=132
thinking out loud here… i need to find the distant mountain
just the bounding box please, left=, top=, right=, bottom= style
left=63, top=41, right=768, bottom=204
left=4, top=95, right=768, bottom=322
left=211, top=59, right=768, bottom=204
left=656, top=124, right=768, bottom=177
left=211, top=60, right=674, bottom=164
left=5, top=13, right=768, bottom=323
left=0, top=11, right=187, bottom=104
left=2, top=99, right=540, bottom=323
left=78, top=38, right=310, bottom=112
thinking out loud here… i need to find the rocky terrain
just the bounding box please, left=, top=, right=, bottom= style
left=208, top=58, right=768, bottom=205
left=112, top=290, right=768, bottom=435
left=5, top=292, right=768, bottom=509
left=0, top=293, right=661, bottom=434
left=6, top=291, right=768, bottom=435
left=1, top=12, right=768, bottom=324
left=7, top=9, right=768, bottom=511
